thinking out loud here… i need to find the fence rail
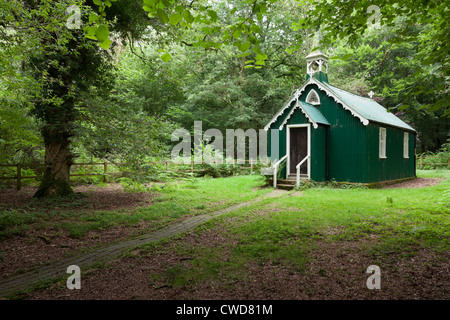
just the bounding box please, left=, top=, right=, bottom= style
left=0, top=159, right=259, bottom=190
left=417, top=155, right=450, bottom=169
left=1, top=156, right=448, bottom=191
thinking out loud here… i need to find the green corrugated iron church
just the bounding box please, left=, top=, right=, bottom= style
left=265, top=48, right=416, bottom=186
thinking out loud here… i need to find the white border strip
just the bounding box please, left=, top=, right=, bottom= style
left=279, top=101, right=318, bottom=130
left=264, top=77, right=369, bottom=130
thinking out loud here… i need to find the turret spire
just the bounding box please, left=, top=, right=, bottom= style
left=305, top=30, right=329, bottom=83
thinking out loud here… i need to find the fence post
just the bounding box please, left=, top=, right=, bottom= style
left=250, top=159, right=253, bottom=174
left=448, top=158, right=450, bottom=169
left=166, top=161, right=169, bottom=171
left=16, top=164, right=21, bottom=190
left=191, top=160, right=194, bottom=173
left=103, top=162, right=108, bottom=183
left=420, top=155, right=422, bottom=169
left=232, top=158, right=235, bottom=176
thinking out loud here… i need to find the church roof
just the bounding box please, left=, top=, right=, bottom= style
left=264, top=77, right=415, bottom=132
left=320, top=81, right=415, bottom=132
left=278, top=101, right=329, bottom=130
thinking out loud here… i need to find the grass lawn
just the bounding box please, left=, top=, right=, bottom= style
left=0, top=175, right=270, bottom=240
left=2, top=170, right=449, bottom=299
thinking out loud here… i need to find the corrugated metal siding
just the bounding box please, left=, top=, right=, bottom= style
left=268, top=100, right=327, bottom=181
left=311, top=125, right=327, bottom=181
left=366, top=124, right=416, bottom=182
left=268, top=100, right=295, bottom=177
left=409, top=131, right=416, bottom=177
left=300, top=85, right=367, bottom=183
left=285, top=108, right=327, bottom=181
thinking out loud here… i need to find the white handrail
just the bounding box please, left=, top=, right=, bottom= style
left=296, top=154, right=310, bottom=188
left=273, top=155, right=288, bottom=188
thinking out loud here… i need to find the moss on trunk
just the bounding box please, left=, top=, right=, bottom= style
left=34, top=138, right=74, bottom=198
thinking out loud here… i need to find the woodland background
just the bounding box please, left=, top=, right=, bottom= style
left=0, top=0, right=448, bottom=192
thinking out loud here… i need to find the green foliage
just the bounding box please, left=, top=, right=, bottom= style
left=0, top=2, right=44, bottom=165
left=0, top=103, right=43, bottom=164
left=417, top=139, right=450, bottom=170
left=196, top=163, right=235, bottom=178
left=1, top=0, right=448, bottom=194
left=301, top=0, right=449, bottom=115
left=117, top=177, right=152, bottom=192
left=0, top=210, right=37, bottom=239
left=1, top=0, right=180, bottom=195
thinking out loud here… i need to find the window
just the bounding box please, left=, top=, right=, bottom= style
left=379, top=127, right=386, bottom=159
left=306, top=89, right=320, bottom=105
left=403, top=132, right=409, bottom=158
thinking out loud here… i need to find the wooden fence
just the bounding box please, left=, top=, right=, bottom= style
left=0, top=159, right=259, bottom=190
left=1, top=156, right=448, bottom=191
left=416, top=155, right=450, bottom=169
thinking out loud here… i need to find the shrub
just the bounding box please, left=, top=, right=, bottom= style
left=417, top=139, right=450, bottom=170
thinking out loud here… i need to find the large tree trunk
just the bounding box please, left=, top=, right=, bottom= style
left=34, top=136, right=74, bottom=198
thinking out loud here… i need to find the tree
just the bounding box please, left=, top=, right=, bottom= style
left=2, top=0, right=448, bottom=197
left=297, top=0, right=449, bottom=116
left=0, top=0, right=170, bottom=197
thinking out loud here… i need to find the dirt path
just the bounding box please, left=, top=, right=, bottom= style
left=380, top=177, right=444, bottom=189
left=0, top=189, right=287, bottom=298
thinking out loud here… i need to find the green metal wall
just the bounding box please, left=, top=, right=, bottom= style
left=366, top=124, right=416, bottom=182
left=267, top=100, right=291, bottom=178
left=300, top=85, right=368, bottom=183
left=268, top=99, right=327, bottom=181
left=284, top=109, right=327, bottom=181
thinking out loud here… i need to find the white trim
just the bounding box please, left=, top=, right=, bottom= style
left=379, top=127, right=387, bottom=159
left=272, top=154, right=288, bottom=188
left=286, top=124, right=311, bottom=178
left=264, top=77, right=369, bottom=131
left=305, top=89, right=320, bottom=105
left=317, top=82, right=370, bottom=126
left=403, top=132, right=409, bottom=159
left=296, top=154, right=310, bottom=187
left=264, top=77, right=314, bottom=131
left=279, top=101, right=318, bottom=130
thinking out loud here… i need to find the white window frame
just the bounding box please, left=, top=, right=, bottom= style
left=379, top=127, right=386, bottom=159
left=403, top=132, right=409, bottom=158
left=305, top=89, right=320, bottom=105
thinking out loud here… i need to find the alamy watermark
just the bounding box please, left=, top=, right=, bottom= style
left=366, top=265, right=381, bottom=290
left=65, top=3, right=382, bottom=30
left=171, top=121, right=280, bottom=164
left=66, top=265, right=81, bottom=290
left=66, top=5, right=81, bottom=30
left=367, top=5, right=381, bottom=29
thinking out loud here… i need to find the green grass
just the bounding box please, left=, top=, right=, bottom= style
left=0, top=175, right=270, bottom=240
left=416, top=169, right=450, bottom=179
left=252, top=172, right=449, bottom=250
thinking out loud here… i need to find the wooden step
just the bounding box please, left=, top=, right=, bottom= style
left=277, top=179, right=296, bottom=185
left=287, top=174, right=308, bottom=180
left=276, top=184, right=296, bottom=190
left=267, top=178, right=310, bottom=190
